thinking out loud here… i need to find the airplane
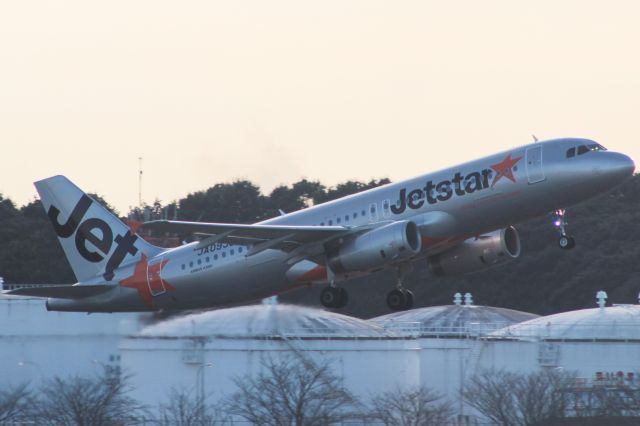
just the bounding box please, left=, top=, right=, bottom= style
left=8, top=137, right=635, bottom=313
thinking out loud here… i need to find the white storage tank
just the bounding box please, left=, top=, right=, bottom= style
left=485, top=291, right=640, bottom=384
left=371, top=293, right=538, bottom=418
left=121, top=302, right=420, bottom=408
left=0, top=293, right=144, bottom=385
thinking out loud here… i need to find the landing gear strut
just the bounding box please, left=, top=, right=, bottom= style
left=553, top=209, right=575, bottom=250
left=386, top=263, right=414, bottom=311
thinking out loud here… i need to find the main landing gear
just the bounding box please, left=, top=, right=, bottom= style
left=553, top=209, right=575, bottom=250
left=386, top=263, right=414, bottom=311
left=320, top=265, right=349, bottom=309
left=320, top=286, right=348, bottom=309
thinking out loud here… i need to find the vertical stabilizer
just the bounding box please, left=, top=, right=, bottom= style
left=36, top=175, right=162, bottom=283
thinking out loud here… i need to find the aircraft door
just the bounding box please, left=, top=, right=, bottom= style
left=526, top=145, right=546, bottom=184
left=147, top=256, right=167, bottom=296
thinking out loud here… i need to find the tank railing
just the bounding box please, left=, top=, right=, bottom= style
left=275, top=327, right=410, bottom=339
left=374, top=321, right=514, bottom=338
left=491, top=323, right=640, bottom=341
left=205, top=325, right=413, bottom=340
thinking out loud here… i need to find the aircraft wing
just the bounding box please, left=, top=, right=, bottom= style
left=141, top=220, right=361, bottom=255
left=7, top=285, right=113, bottom=299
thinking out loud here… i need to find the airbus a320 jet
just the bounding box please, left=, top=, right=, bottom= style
left=9, top=138, right=635, bottom=312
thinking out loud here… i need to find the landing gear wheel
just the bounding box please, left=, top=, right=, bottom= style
left=558, top=235, right=575, bottom=250
left=320, top=287, right=338, bottom=308
left=320, top=286, right=348, bottom=309
left=553, top=209, right=575, bottom=250
left=387, top=289, right=409, bottom=311
left=403, top=290, right=414, bottom=310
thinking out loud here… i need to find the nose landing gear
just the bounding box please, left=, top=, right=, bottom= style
left=554, top=209, right=575, bottom=250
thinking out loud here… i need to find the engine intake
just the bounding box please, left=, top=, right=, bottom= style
left=427, top=226, right=521, bottom=276
left=328, top=221, right=421, bottom=273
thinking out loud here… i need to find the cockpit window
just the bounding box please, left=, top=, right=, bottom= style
left=566, top=147, right=576, bottom=158
left=577, top=145, right=589, bottom=155
left=587, top=143, right=607, bottom=152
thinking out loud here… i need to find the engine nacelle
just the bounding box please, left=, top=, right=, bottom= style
left=328, top=221, right=422, bottom=273
left=427, top=226, right=521, bottom=276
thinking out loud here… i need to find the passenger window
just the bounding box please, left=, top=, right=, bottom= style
left=206, top=257, right=210, bottom=263
left=361, top=210, right=366, bottom=216
left=337, top=217, right=341, bottom=224
left=222, top=252, right=226, bottom=258
left=328, top=219, right=333, bottom=225
left=181, top=264, right=186, bottom=270
left=345, top=215, right=349, bottom=221
left=189, top=261, right=193, bottom=267
left=353, top=212, right=357, bottom=219
left=214, top=254, right=218, bottom=260
left=566, top=148, right=575, bottom=158
left=320, top=222, right=324, bottom=226
left=238, top=247, right=243, bottom=253
left=197, top=259, right=202, bottom=265
left=577, top=145, right=589, bottom=155
left=382, top=199, right=391, bottom=218
left=230, top=249, right=235, bottom=255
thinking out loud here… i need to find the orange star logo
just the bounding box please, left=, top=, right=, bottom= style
left=120, top=253, right=175, bottom=309
left=490, top=154, right=523, bottom=187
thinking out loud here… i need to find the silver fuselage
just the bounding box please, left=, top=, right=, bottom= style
left=48, top=138, right=635, bottom=312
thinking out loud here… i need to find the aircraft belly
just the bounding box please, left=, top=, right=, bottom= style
left=159, top=251, right=290, bottom=309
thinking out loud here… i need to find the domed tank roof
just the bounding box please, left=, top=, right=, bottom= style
left=138, top=304, right=398, bottom=339
left=490, top=304, right=640, bottom=341
left=371, top=294, right=537, bottom=337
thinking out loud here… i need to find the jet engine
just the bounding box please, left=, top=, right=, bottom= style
left=427, top=226, right=521, bottom=276
left=328, top=220, right=422, bottom=273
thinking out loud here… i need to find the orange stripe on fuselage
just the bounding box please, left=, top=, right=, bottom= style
left=295, top=265, right=327, bottom=283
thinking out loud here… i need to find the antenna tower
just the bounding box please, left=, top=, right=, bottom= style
left=138, top=157, right=143, bottom=208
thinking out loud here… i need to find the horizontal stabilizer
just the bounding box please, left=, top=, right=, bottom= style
left=7, top=285, right=113, bottom=299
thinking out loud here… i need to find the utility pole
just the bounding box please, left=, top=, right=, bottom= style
left=138, top=157, right=143, bottom=208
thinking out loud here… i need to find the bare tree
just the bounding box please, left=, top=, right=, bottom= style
left=463, top=369, right=574, bottom=426
left=157, top=387, right=229, bottom=426
left=367, top=386, right=454, bottom=426
left=0, top=383, right=32, bottom=423
left=31, top=367, right=146, bottom=426
left=227, top=354, right=360, bottom=425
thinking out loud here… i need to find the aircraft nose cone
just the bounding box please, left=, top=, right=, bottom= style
left=602, top=152, right=635, bottom=182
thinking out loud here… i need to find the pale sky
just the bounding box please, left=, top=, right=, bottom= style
left=1, top=1, right=639, bottom=214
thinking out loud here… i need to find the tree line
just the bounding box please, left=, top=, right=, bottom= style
left=1, top=175, right=640, bottom=316
left=0, top=178, right=389, bottom=285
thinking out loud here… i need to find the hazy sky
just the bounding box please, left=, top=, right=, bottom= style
left=1, top=1, right=639, bottom=214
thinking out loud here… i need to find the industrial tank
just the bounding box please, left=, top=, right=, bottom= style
left=0, top=293, right=143, bottom=385
left=371, top=293, right=538, bottom=420
left=121, top=302, right=420, bottom=407
left=485, top=292, right=640, bottom=383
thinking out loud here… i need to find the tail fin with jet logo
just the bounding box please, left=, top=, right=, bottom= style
left=34, top=175, right=162, bottom=283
